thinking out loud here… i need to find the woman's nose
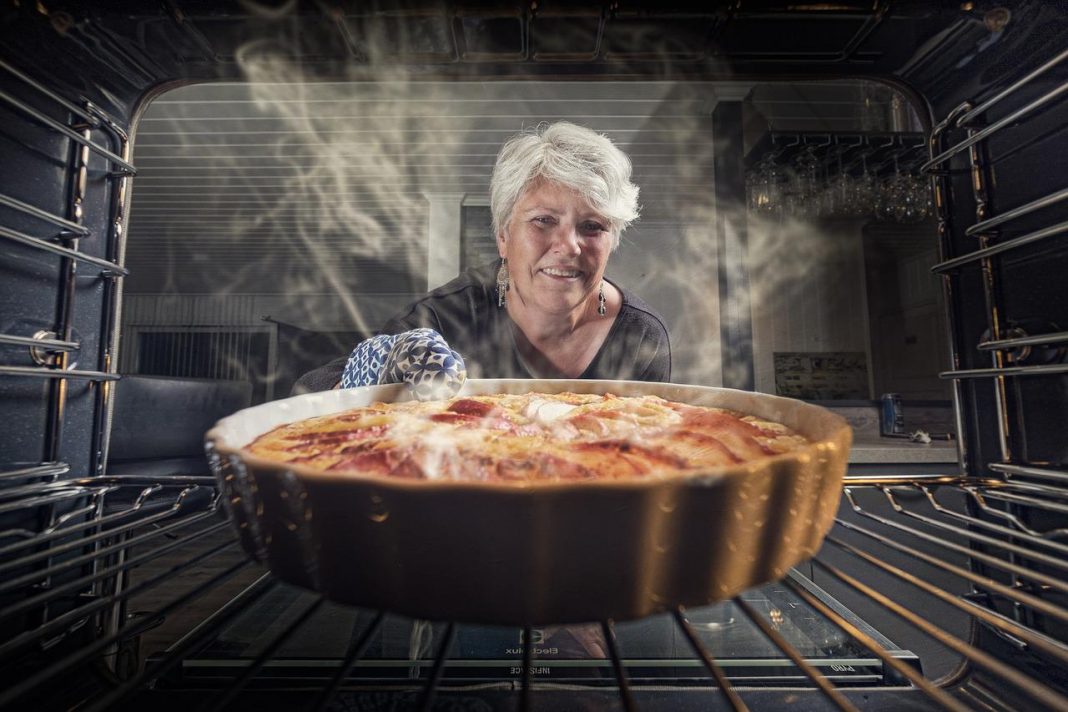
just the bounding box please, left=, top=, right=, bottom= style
left=550, top=224, right=582, bottom=256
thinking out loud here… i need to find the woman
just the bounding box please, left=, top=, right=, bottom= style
left=296, top=121, right=670, bottom=393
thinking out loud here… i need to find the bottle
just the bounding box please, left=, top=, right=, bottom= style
left=880, top=393, right=905, bottom=436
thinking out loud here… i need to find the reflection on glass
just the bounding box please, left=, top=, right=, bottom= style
left=184, top=573, right=914, bottom=686
left=747, top=156, right=785, bottom=215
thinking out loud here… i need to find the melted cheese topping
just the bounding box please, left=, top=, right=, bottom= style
left=246, top=392, right=809, bottom=482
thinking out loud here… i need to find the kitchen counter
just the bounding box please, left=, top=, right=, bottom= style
left=822, top=404, right=959, bottom=464
left=848, top=432, right=958, bottom=464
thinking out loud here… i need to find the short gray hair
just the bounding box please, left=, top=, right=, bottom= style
left=490, top=122, right=640, bottom=249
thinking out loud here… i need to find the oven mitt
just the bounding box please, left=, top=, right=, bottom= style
left=339, top=328, right=466, bottom=401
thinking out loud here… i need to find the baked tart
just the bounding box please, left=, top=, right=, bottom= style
left=246, top=392, right=810, bottom=482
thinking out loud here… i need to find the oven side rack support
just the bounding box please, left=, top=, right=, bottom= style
left=922, top=28, right=1068, bottom=645
left=0, top=56, right=137, bottom=658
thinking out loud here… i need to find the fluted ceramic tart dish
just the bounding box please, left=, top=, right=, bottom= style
left=205, top=379, right=851, bottom=625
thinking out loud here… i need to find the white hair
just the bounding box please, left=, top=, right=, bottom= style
left=489, top=122, right=640, bottom=249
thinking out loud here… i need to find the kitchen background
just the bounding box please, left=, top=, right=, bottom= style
left=118, top=76, right=947, bottom=405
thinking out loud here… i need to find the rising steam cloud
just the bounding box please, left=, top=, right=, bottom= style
left=234, top=41, right=466, bottom=337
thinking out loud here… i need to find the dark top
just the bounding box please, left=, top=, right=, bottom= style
left=294, top=261, right=671, bottom=393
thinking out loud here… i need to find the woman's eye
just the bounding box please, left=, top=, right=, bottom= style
left=580, top=222, right=606, bottom=234
left=533, top=216, right=555, bottom=226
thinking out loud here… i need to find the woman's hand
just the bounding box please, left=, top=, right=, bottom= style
left=339, top=328, right=466, bottom=401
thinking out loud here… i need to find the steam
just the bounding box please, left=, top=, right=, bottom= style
left=233, top=42, right=465, bottom=337
left=613, top=108, right=862, bottom=392
left=731, top=211, right=865, bottom=391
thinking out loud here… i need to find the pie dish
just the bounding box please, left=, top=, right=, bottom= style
left=205, top=379, right=851, bottom=625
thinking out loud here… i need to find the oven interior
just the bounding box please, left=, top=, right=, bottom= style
left=1, top=1, right=1067, bottom=710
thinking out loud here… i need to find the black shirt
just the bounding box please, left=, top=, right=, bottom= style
left=294, top=261, right=671, bottom=393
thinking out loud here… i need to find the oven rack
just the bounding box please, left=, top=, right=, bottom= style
left=922, top=40, right=1068, bottom=490
left=0, top=56, right=133, bottom=485
left=1, top=472, right=1068, bottom=711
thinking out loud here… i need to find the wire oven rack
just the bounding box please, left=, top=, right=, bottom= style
left=4, top=473, right=1068, bottom=711
left=1, top=23, right=1067, bottom=712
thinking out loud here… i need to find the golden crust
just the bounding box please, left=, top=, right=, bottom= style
left=245, top=392, right=810, bottom=482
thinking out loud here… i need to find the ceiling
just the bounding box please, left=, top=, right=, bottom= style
left=3, top=1, right=1061, bottom=123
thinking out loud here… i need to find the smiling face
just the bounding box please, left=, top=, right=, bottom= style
left=497, top=179, right=615, bottom=319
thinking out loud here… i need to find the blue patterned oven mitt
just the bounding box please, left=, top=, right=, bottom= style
left=339, top=328, right=466, bottom=401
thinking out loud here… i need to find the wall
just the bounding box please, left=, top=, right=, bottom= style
left=863, top=222, right=951, bottom=400
left=749, top=218, right=874, bottom=396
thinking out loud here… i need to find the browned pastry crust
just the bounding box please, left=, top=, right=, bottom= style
left=246, top=392, right=809, bottom=482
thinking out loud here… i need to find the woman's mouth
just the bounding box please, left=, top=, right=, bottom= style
left=540, top=267, right=583, bottom=279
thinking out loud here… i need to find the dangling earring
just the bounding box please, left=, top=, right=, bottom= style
left=496, top=258, right=510, bottom=308
left=598, top=281, right=607, bottom=316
